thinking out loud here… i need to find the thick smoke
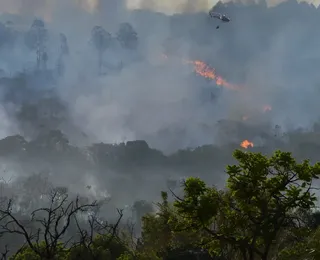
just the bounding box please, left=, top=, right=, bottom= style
left=0, top=0, right=320, bottom=235
left=1, top=0, right=320, bottom=153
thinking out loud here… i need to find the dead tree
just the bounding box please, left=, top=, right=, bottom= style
left=0, top=189, right=98, bottom=259
left=0, top=245, right=9, bottom=260
left=71, top=208, right=124, bottom=259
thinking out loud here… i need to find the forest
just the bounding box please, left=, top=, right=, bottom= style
left=1, top=149, right=320, bottom=259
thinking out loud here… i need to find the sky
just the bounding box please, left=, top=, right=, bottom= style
left=126, top=0, right=320, bottom=10
left=0, top=0, right=319, bottom=17
left=126, top=0, right=212, bottom=13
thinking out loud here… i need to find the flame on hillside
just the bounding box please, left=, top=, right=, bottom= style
left=161, top=54, right=275, bottom=126
left=240, top=140, right=254, bottom=149
left=185, top=60, right=241, bottom=90
left=160, top=54, right=241, bottom=90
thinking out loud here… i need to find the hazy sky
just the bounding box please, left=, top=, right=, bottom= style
left=0, top=0, right=319, bottom=17
left=126, top=0, right=212, bottom=13
left=126, top=0, right=320, bottom=11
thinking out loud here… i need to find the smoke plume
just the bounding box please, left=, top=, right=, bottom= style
left=0, top=0, right=320, bottom=152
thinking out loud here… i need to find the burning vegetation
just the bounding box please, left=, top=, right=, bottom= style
left=240, top=139, right=254, bottom=148
left=161, top=53, right=241, bottom=90
left=185, top=60, right=241, bottom=90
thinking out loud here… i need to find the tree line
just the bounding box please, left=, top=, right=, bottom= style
left=0, top=18, right=138, bottom=75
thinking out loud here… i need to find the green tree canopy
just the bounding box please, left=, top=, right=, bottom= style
left=3, top=149, right=320, bottom=260
left=170, top=149, right=320, bottom=260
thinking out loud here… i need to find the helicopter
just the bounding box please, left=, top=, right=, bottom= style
left=209, top=11, right=231, bottom=29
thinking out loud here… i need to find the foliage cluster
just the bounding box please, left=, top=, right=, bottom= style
left=1, top=149, right=320, bottom=260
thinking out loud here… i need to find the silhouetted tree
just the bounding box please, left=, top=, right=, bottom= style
left=0, top=189, right=97, bottom=259
left=24, top=19, right=48, bottom=70
left=57, top=33, right=69, bottom=76
left=116, top=23, right=138, bottom=50
left=0, top=186, right=129, bottom=259
left=59, top=33, right=69, bottom=56
left=90, top=26, right=112, bottom=75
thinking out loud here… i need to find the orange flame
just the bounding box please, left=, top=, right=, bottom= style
left=185, top=60, right=240, bottom=90
left=240, top=140, right=254, bottom=149
left=263, top=105, right=272, bottom=112
left=159, top=54, right=241, bottom=91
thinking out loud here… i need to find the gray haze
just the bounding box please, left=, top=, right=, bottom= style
left=1, top=0, right=320, bottom=152
left=0, top=0, right=320, bottom=210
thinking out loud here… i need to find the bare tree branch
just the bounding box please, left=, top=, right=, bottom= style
left=0, top=245, right=9, bottom=260
left=0, top=191, right=98, bottom=259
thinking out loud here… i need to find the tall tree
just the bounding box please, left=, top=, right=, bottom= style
left=90, top=26, right=112, bottom=75
left=24, top=19, right=48, bottom=70
left=116, top=23, right=138, bottom=50
left=57, top=33, right=69, bottom=76
left=59, top=33, right=69, bottom=56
